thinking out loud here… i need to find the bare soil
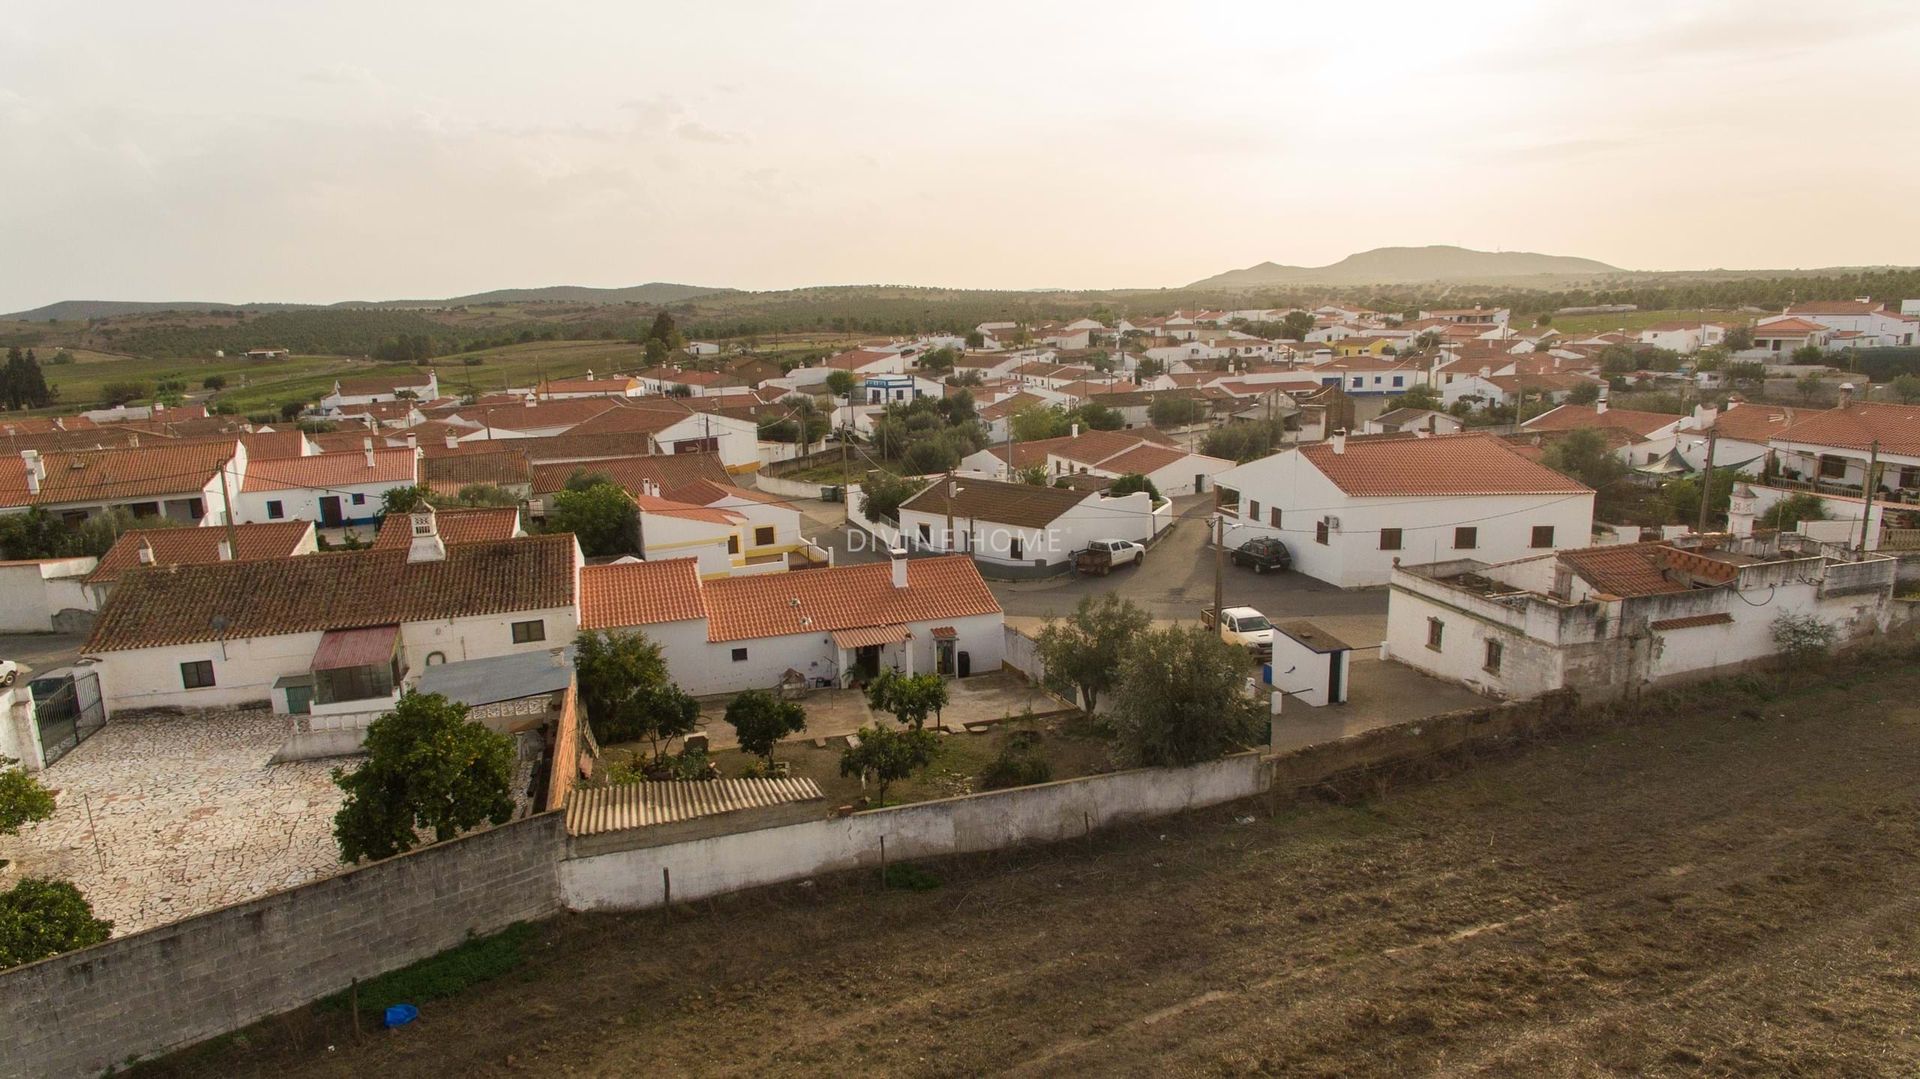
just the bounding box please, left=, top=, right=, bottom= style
left=146, top=664, right=1920, bottom=1077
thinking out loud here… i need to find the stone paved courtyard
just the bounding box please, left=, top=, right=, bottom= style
left=4, top=710, right=346, bottom=937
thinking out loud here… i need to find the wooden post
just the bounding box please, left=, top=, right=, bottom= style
left=662, top=866, right=671, bottom=908
left=879, top=834, right=888, bottom=888
left=350, top=978, right=363, bottom=1041
left=1859, top=440, right=1881, bottom=554
left=1696, top=426, right=1718, bottom=535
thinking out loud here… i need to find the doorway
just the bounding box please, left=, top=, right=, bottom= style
left=854, top=644, right=881, bottom=681
left=319, top=496, right=344, bottom=527
left=936, top=638, right=956, bottom=676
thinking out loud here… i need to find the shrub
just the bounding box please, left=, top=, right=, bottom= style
left=0, top=877, right=113, bottom=969
left=979, top=745, right=1052, bottom=791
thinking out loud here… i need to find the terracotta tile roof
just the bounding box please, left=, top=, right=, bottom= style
left=1049, top=429, right=1170, bottom=466
left=1705, top=403, right=1819, bottom=443
left=1298, top=434, right=1594, bottom=498
left=422, top=431, right=662, bottom=463
left=1556, top=542, right=1738, bottom=600
left=1751, top=317, right=1828, bottom=336
left=565, top=404, right=690, bottom=437
left=0, top=441, right=238, bottom=509
left=578, top=558, right=706, bottom=629
left=701, top=554, right=999, bottom=642
left=1099, top=442, right=1188, bottom=475
left=823, top=348, right=898, bottom=371
left=422, top=449, right=533, bottom=494
left=84, top=534, right=579, bottom=652
left=87, top=521, right=314, bottom=584
left=664, top=478, right=786, bottom=507
left=901, top=476, right=1090, bottom=528
left=1784, top=301, right=1880, bottom=316
left=234, top=431, right=313, bottom=460
left=634, top=493, right=744, bottom=526
left=452, top=398, right=624, bottom=432
left=540, top=376, right=638, bottom=395
left=240, top=448, right=416, bottom=492
left=372, top=507, right=521, bottom=549
left=1651, top=612, right=1734, bottom=631
left=1767, top=402, right=1920, bottom=457
left=1523, top=404, right=1682, bottom=439
left=531, top=453, right=730, bottom=496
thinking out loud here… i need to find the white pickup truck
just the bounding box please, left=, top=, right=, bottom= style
left=1074, top=538, right=1146, bottom=576
left=1212, top=606, right=1275, bottom=661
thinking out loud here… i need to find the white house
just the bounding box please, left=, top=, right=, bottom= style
left=578, top=551, right=1004, bottom=694
left=1637, top=321, right=1727, bottom=354
left=1363, top=408, right=1463, bottom=437
left=0, top=556, right=97, bottom=633
left=235, top=443, right=418, bottom=529
left=80, top=526, right=582, bottom=715
left=1386, top=534, right=1897, bottom=700
left=897, top=476, right=1159, bottom=574
left=1215, top=432, right=1596, bottom=589
left=2, top=441, right=245, bottom=526
left=1764, top=399, right=1920, bottom=499
left=86, top=520, right=318, bottom=609
left=1521, top=402, right=1687, bottom=468
left=1781, top=302, right=1919, bottom=348
left=320, top=372, right=440, bottom=410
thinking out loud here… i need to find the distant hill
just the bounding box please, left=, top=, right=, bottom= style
left=1190, top=246, right=1624, bottom=289
left=4, top=282, right=732, bottom=321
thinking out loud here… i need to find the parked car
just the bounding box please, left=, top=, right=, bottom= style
left=1209, top=605, right=1275, bottom=660
left=1075, top=538, right=1146, bottom=575
left=1231, top=536, right=1292, bottom=574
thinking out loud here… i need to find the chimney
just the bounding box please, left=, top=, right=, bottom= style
left=407, top=507, right=446, bottom=563
left=1728, top=483, right=1758, bottom=537
left=1840, top=383, right=1855, bottom=408
left=445, top=433, right=460, bottom=450
left=585, top=369, right=594, bottom=382
left=136, top=537, right=155, bottom=564
left=129, top=433, right=140, bottom=449
left=405, top=433, right=418, bottom=452
left=525, top=393, right=538, bottom=407
left=1595, top=395, right=1609, bottom=415
left=641, top=479, right=660, bottom=498
left=216, top=538, right=233, bottom=561
left=363, top=437, right=375, bottom=469
left=1331, top=429, right=1347, bottom=454
left=1070, top=423, right=1080, bottom=438
left=19, top=449, right=42, bottom=495
left=889, top=547, right=909, bottom=589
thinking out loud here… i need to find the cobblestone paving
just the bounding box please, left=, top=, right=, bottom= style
left=5, top=710, right=345, bottom=936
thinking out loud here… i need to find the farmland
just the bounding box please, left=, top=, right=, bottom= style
left=146, top=654, right=1920, bottom=1077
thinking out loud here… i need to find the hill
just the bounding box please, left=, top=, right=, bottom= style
left=1190, top=245, right=1624, bottom=288
left=5, top=299, right=298, bottom=321
left=4, top=282, right=731, bottom=321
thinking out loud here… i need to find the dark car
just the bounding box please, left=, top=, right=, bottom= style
left=1231, top=535, right=1291, bottom=574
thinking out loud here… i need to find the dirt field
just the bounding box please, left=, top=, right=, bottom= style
left=148, top=663, right=1920, bottom=1077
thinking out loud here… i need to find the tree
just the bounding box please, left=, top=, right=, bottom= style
left=1723, top=325, right=1754, bottom=352
left=1134, top=356, right=1166, bottom=380
left=645, top=310, right=681, bottom=348
left=864, top=668, right=949, bottom=730
left=1034, top=593, right=1151, bottom=714
left=1769, top=612, right=1836, bottom=689
left=859, top=472, right=928, bottom=525
left=1, top=757, right=56, bottom=870
left=1388, top=383, right=1444, bottom=411
left=1659, top=467, right=1738, bottom=528
left=331, top=692, right=515, bottom=863
left=920, top=347, right=957, bottom=373
left=381, top=485, right=431, bottom=516
left=547, top=482, right=639, bottom=556
left=964, top=330, right=985, bottom=349
left=644, top=337, right=670, bottom=366
left=279, top=399, right=307, bottom=421
left=1148, top=395, right=1207, bottom=427
left=1791, top=345, right=1826, bottom=366
left=573, top=630, right=700, bottom=756
left=1540, top=428, right=1627, bottom=493
left=1893, top=375, right=1920, bottom=404
left=1014, top=464, right=1048, bottom=485
left=0, top=878, right=113, bottom=969
left=1759, top=492, right=1828, bottom=531
left=1280, top=311, right=1316, bottom=340
left=725, top=690, right=807, bottom=766
left=838, top=725, right=938, bottom=804
left=1069, top=403, right=1124, bottom=431
left=97, top=380, right=150, bottom=407
left=202, top=374, right=228, bottom=390
left=1566, top=381, right=1602, bottom=406
left=1110, top=625, right=1262, bottom=766
left=1010, top=403, right=1067, bottom=442
left=1796, top=371, right=1825, bottom=401
left=0, top=347, right=54, bottom=410
left=1107, top=473, right=1160, bottom=501
left=825, top=369, right=856, bottom=398
left=1202, top=419, right=1286, bottom=463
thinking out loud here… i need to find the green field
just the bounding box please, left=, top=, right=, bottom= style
left=38, top=351, right=368, bottom=414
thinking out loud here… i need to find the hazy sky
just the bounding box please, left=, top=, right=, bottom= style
left=3, top=0, right=1917, bottom=309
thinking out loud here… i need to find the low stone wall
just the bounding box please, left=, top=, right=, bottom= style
left=1, top=813, right=565, bottom=1079
left=753, top=471, right=831, bottom=501
left=1269, top=691, right=1579, bottom=797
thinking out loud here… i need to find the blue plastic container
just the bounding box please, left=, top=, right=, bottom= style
left=384, top=1003, right=419, bottom=1028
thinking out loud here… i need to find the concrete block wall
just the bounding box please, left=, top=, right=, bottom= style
left=0, top=813, right=565, bottom=1079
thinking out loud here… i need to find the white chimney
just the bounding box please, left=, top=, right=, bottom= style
left=1728, top=483, right=1758, bottom=537
left=363, top=437, right=375, bottom=469
left=1840, top=383, right=1855, bottom=408
left=1595, top=396, right=1609, bottom=415
left=889, top=547, right=909, bottom=588
left=524, top=393, right=538, bottom=408
left=405, top=433, right=418, bottom=452
left=129, top=433, right=140, bottom=449
left=1330, top=429, right=1347, bottom=454
left=1070, top=423, right=1080, bottom=438
left=642, top=479, right=660, bottom=498
left=136, top=537, right=155, bottom=564
left=445, top=433, right=460, bottom=450
left=585, top=369, right=594, bottom=382
left=407, top=507, right=446, bottom=563
left=216, top=538, right=233, bottom=561
left=20, top=449, right=42, bottom=495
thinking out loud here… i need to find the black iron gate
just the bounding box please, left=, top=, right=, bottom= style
left=32, top=670, right=104, bottom=766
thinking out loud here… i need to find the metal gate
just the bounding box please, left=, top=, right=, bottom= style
left=32, top=670, right=105, bottom=766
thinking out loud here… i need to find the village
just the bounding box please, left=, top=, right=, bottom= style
left=6, top=292, right=1920, bottom=1072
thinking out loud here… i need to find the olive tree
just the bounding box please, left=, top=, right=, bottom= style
left=1034, top=593, right=1150, bottom=714
left=725, top=690, right=808, bottom=766
left=1111, top=625, right=1264, bottom=766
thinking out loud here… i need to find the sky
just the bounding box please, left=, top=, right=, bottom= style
left=2, top=0, right=1918, bottom=310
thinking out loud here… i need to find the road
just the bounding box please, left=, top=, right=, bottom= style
left=797, top=493, right=1389, bottom=639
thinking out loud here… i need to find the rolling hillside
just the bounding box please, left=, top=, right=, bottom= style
left=1190, top=245, right=1624, bottom=289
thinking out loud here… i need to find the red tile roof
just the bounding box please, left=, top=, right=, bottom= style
left=702, top=554, right=1000, bottom=642
left=1650, top=612, right=1734, bottom=631
left=579, top=558, right=706, bottom=629
left=85, top=534, right=579, bottom=652
left=87, top=521, right=314, bottom=584
left=1705, top=403, right=1819, bottom=443
left=1556, top=542, right=1738, bottom=600
left=240, top=448, right=416, bottom=492
left=1523, top=404, right=1682, bottom=439
left=1099, top=442, right=1188, bottom=475
left=531, top=454, right=731, bottom=496
left=1767, top=402, right=1920, bottom=457
left=1751, top=317, right=1828, bottom=336
left=422, top=449, right=533, bottom=494
left=0, top=441, right=239, bottom=509
left=372, top=507, right=521, bottom=549
left=1299, top=434, right=1593, bottom=498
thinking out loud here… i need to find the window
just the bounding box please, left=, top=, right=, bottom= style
left=754, top=526, right=775, bottom=546
left=1392, top=376, right=1404, bottom=388
left=351, top=492, right=366, bottom=505
left=1426, top=618, right=1445, bottom=652
left=511, top=619, right=545, bottom=644
left=731, top=647, right=748, bottom=662
left=727, top=534, right=741, bottom=555
left=1454, top=526, right=1478, bottom=549
left=918, top=523, right=932, bottom=542
left=180, top=660, right=216, bottom=689
left=1269, top=507, right=1281, bottom=528
left=1248, top=499, right=1260, bottom=521
left=1379, top=527, right=1402, bottom=551
left=1819, top=456, right=1848, bottom=480
left=1010, top=536, right=1024, bottom=560
left=266, top=500, right=284, bottom=520
left=1484, top=639, right=1503, bottom=673
left=1531, top=525, right=1555, bottom=548
left=1350, top=377, right=1362, bottom=389
left=1315, top=519, right=1329, bottom=545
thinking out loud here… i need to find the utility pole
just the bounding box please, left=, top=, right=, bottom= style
left=1858, top=439, right=1881, bottom=554
left=217, top=455, right=240, bottom=556
left=1696, top=425, right=1718, bottom=535
left=944, top=469, right=955, bottom=552
left=1212, top=513, right=1225, bottom=627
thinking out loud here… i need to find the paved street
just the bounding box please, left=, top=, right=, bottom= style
left=0, top=632, right=88, bottom=677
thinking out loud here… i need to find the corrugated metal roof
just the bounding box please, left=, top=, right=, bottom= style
left=830, top=624, right=912, bottom=648
left=310, top=624, right=399, bottom=670
left=566, top=777, right=824, bottom=836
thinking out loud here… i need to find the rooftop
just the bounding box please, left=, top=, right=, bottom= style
left=87, top=521, right=314, bottom=585
left=0, top=441, right=238, bottom=508
left=1296, top=434, right=1594, bottom=498
left=901, top=476, right=1091, bottom=529
left=371, top=506, right=521, bottom=549
left=239, top=448, right=416, bottom=492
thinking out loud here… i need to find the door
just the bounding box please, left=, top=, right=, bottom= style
left=855, top=645, right=881, bottom=680
left=284, top=683, right=313, bottom=715
left=936, top=639, right=956, bottom=676
left=319, top=496, right=344, bottom=527
left=1328, top=652, right=1344, bottom=704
